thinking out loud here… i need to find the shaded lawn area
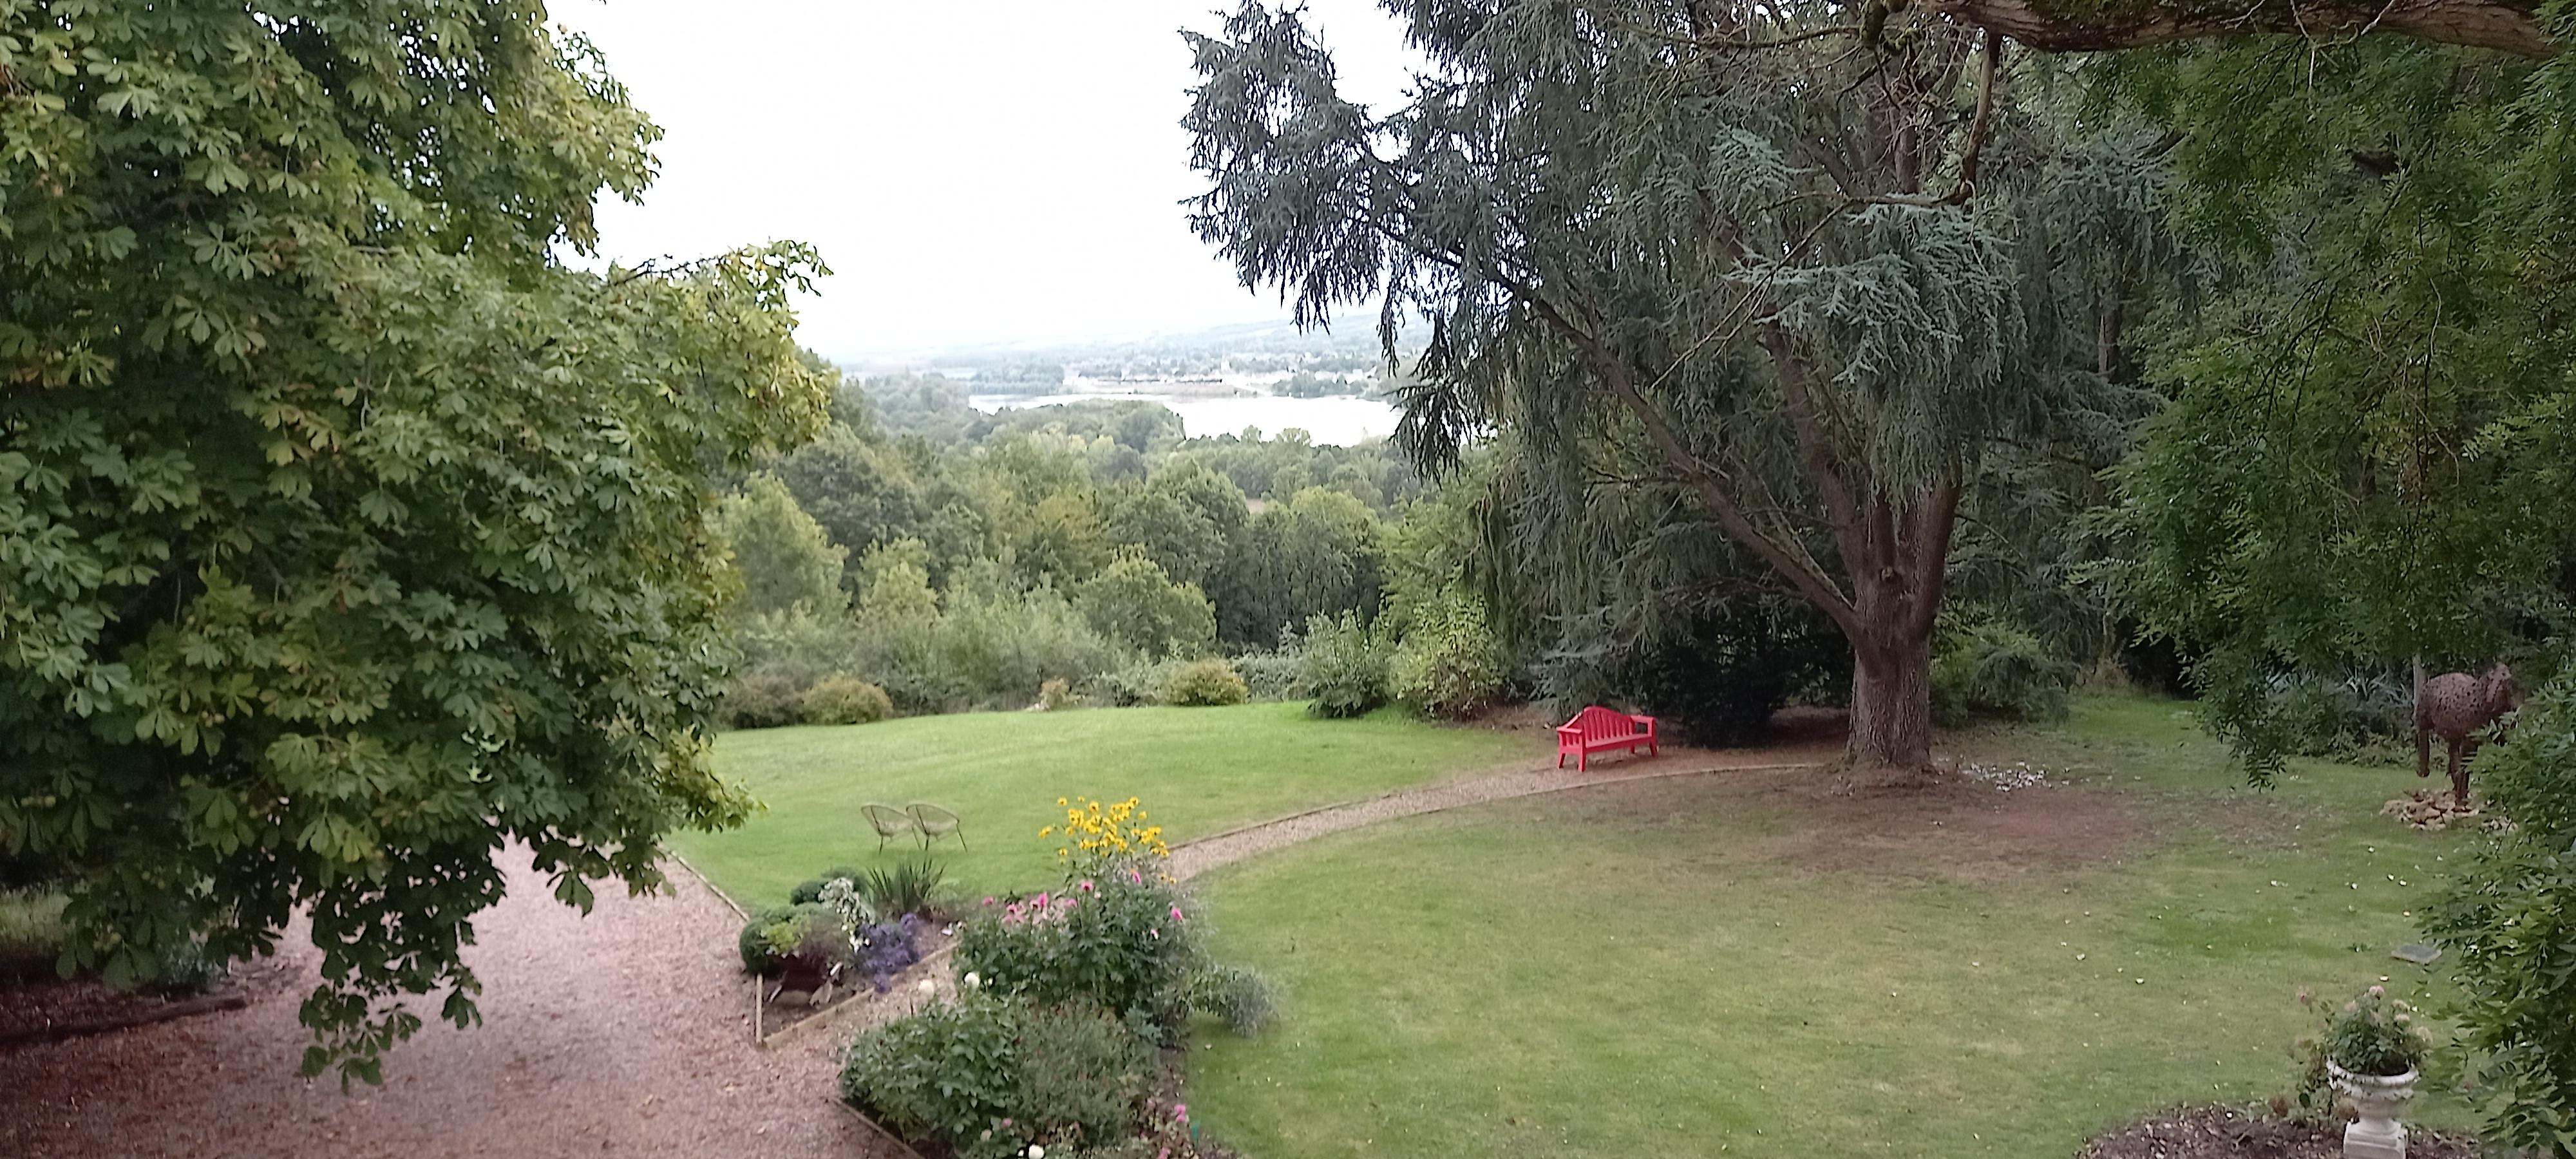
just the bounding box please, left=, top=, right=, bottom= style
left=674, top=701, right=1535, bottom=907
left=1186, top=695, right=2480, bottom=1158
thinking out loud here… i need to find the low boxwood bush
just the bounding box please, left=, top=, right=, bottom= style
left=802, top=673, right=895, bottom=725
left=1296, top=610, right=1386, bottom=718
left=1162, top=658, right=1247, bottom=707
left=958, top=871, right=1200, bottom=1035
left=737, top=902, right=835, bottom=975
left=840, top=992, right=1151, bottom=1159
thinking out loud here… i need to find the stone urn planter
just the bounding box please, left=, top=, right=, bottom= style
left=2328, top=1062, right=2419, bottom=1159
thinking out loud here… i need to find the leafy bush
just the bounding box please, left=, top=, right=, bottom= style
left=0, top=889, right=67, bottom=981
left=1295, top=611, right=1387, bottom=718
left=1232, top=648, right=1303, bottom=701
left=1162, top=658, right=1249, bottom=707
left=839, top=992, right=1152, bottom=1159
left=958, top=869, right=1200, bottom=1035
left=1086, top=659, right=1180, bottom=707
left=1602, top=598, right=1849, bottom=746
left=841, top=990, right=1022, bottom=1152
left=790, top=867, right=867, bottom=905
left=2324, top=985, right=2429, bottom=1077
left=1389, top=589, right=1503, bottom=720
left=2427, top=674, right=2576, bottom=1153
left=1007, top=999, right=1156, bottom=1153
left=1188, top=963, right=1278, bottom=1037
left=721, top=672, right=810, bottom=730
left=738, top=903, right=804, bottom=975
left=802, top=673, right=895, bottom=725
left=2262, top=669, right=2413, bottom=758
left=1929, top=616, right=2077, bottom=727
left=738, top=902, right=837, bottom=976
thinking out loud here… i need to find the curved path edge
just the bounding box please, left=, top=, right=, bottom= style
left=1167, top=751, right=1825, bottom=880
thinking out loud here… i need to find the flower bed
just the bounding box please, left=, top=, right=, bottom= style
left=840, top=796, right=1273, bottom=1159
left=735, top=858, right=957, bottom=1037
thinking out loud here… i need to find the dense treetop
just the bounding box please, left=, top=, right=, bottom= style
left=1, top=0, right=825, bottom=1079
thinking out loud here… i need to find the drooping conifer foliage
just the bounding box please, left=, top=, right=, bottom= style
left=1182, top=0, right=2163, bottom=769
left=1, top=1, right=826, bottom=1079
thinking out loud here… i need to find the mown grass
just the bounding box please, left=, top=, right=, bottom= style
left=1184, top=694, right=2481, bottom=1158
left=674, top=701, right=1534, bottom=907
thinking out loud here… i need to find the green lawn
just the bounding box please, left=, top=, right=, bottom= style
left=1185, top=695, right=2480, bottom=1157
left=674, top=702, right=1534, bottom=907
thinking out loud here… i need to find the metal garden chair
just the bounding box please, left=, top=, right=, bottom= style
left=907, top=803, right=966, bottom=851
left=861, top=802, right=918, bottom=852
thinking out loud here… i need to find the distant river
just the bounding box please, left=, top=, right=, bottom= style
left=969, top=391, right=1403, bottom=448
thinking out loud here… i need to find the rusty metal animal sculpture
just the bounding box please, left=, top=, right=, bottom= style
left=2415, top=662, right=2522, bottom=804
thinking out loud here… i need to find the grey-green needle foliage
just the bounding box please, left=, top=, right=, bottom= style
left=1183, top=0, right=2164, bottom=766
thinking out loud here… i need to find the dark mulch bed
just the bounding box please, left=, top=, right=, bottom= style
left=2083, top=1105, right=2480, bottom=1159
left=0, top=954, right=303, bottom=1048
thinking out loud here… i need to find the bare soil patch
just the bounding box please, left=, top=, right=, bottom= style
left=1553, top=762, right=2157, bottom=883
left=2083, top=1106, right=2479, bottom=1158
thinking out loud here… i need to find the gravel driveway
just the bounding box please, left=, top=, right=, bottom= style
left=0, top=854, right=897, bottom=1159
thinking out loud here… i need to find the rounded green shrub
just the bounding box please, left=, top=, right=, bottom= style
left=789, top=867, right=866, bottom=905
left=721, top=672, right=808, bottom=730
left=737, top=901, right=835, bottom=975
left=1162, top=657, right=1249, bottom=707
left=802, top=673, right=895, bottom=726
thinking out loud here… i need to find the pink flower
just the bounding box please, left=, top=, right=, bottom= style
left=1035, top=891, right=1051, bottom=909
left=1149, top=927, right=1160, bottom=939
left=1171, top=905, right=1185, bottom=921
left=1078, top=880, right=1094, bottom=892
left=983, top=896, right=996, bottom=906
left=1172, top=1103, right=1189, bottom=1123
left=1130, top=868, right=1144, bottom=884
left=2369, top=985, right=2386, bottom=998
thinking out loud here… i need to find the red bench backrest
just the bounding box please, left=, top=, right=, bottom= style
left=1565, top=705, right=1633, bottom=742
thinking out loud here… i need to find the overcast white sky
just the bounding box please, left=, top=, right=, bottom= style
left=551, top=1, right=1418, bottom=359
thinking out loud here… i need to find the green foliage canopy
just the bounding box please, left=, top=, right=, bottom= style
left=0, top=1, right=824, bottom=1077
left=715, top=475, right=848, bottom=619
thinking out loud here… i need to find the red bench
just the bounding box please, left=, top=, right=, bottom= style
left=1556, top=705, right=1658, bottom=771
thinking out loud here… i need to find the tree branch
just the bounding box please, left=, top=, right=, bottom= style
left=1927, top=0, right=2552, bottom=58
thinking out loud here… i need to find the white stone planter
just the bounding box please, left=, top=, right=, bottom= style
left=2328, top=1062, right=2419, bottom=1159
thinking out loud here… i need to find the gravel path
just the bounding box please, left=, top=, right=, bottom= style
left=1167, top=742, right=1833, bottom=880
left=0, top=854, right=900, bottom=1159
left=0, top=739, right=1828, bottom=1158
